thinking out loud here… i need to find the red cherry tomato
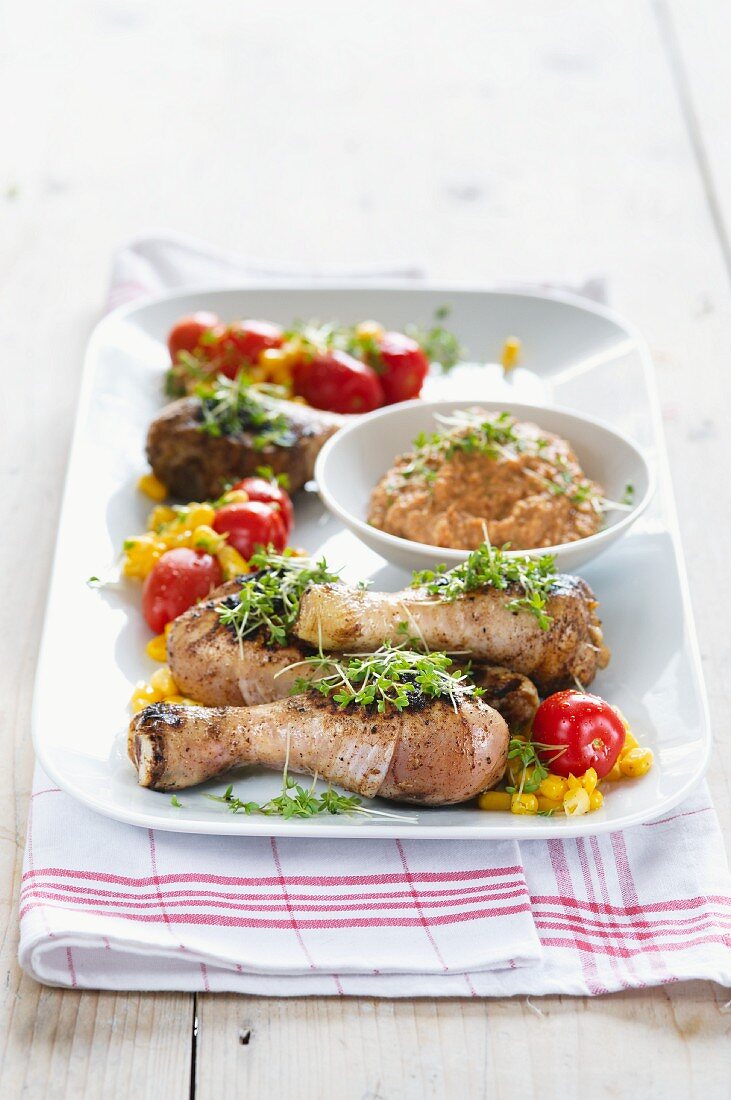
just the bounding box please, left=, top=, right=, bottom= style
left=532, top=690, right=626, bottom=779
left=213, top=320, right=285, bottom=380
left=231, top=476, right=294, bottom=534
left=167, top=312, right=220, bottom=361
left=294, top=349, right=384, bottom=414
left=375, top=331, right=429, bottom=404
left=142, top=548, right=222, bottom=634
left=213, top=501, right=287, bottom=559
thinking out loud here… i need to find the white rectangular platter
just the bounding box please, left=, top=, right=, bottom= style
left=33, top=285, right=711, bottom=838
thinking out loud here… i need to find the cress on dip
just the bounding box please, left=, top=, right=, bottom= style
left=367, top=408, right=605, bottom=551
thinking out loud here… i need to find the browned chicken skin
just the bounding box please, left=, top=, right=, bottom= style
left=294, top=578, right=609, bottom=695
left=129, top=693, right=510, bottom=804
left=146, top=395, right=339, bottom=500
left=167, top=579, right=540, bottom=729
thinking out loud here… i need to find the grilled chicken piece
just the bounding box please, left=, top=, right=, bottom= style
left=129, top=693, right=509, bottom=804
left=146, top=395, right=340, bottom=500
left=167, top=578, right=315, bottom=706
left=167, top=579, right=540, bottom=729
left=294, top=578, right=609, bottom=695
left=465, top=664, right=539, bottom=733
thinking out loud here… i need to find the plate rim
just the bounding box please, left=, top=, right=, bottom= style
left=32, top=282, right=712, bottom=839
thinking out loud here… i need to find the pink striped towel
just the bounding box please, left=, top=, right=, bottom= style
left=19, top=235, right=731, bottom=993
left=20, top=768, right=731, bottom=993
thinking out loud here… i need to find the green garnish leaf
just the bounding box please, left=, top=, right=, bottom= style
left=411, top=540, right=557, bottom=630
left=170, top=795, right=183, bottom=808
left=286, top=643, right=483, bottom=714
left=255, top=465, right=291, bottom=490
left=406, top=306, right=465, bottom=370
left=505, top=737, right=568, bottom=800
left=197, top=375, right=295, bottom=450
left=217, top=548, right=340, bottom=647
left=206, top=742, right=416, bottom=823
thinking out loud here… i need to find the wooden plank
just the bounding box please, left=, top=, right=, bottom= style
left=195, top=983, right=731, bottom=1100
left=0, top=0, right=196, bottom=1085
left=0, top=983, right=192, bottom=1100
left=0, top=0, right=729, bottom=1095
left=661, top=0, right=731, bottom=279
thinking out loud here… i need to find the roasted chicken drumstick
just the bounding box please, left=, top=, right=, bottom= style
left=294, top=577, right=608, bottom=694
left=167, top=579, right=540, bottom=729
left=129, top=692, right=509, bottom=804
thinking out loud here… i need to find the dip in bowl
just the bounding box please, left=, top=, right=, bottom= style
left=314, top=399, right=654, bottom=573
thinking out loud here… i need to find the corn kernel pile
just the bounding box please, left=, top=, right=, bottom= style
left=130, top=659, right=202, bottom=713
left=478, top=725, right=653, bottom=817
left=124, top=479, right=250, bottom=583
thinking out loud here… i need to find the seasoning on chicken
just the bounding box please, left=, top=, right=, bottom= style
left=129, top=691, right=509, bottom=804
left=167, top=579, right=540, bottom=729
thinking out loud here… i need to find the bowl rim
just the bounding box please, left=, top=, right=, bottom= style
left=314, top=397, right=656, bottom=563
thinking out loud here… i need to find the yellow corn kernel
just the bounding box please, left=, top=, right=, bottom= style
left=563, top=787, right=591, bottom=817
left=539, top=774, right=567, bottom=801
left=138, top=473, right=168, bottom=502
left=589, top=789, right=604, bottom=811
left=536, top=795, right=564, bottom=814
left=147, top=504, right=177, bottom=531
left=145, top=633, right=168, bottom=662
left=477, top=790, right=512, bottom=812
left=122, top=536, right=166, bottom=579
left=619, top=747, right=654, bottom=778
left=165, top=694, right=185, bottom=704
left=218, top=489, right=249, bottom=506
left=507, top=758, right=531, bottom=788
left=566, top=773, right=581, bottom=791
left=259, top=348, right=287, bottom=367
left=217, top=544, right=249, bottom=581
left=582, top=768, right=598, bottom=795
left=164, top=621, right=174, bottom=637
left=604, top=761, right=624, bottom=783
left=356, top=320, right=385, bottom=340
left=501, top=336, right=521, bottom=372
left=180, top=503, right=216, bottom=531
left=160, top=529, right=193, bottom=551
left=192, top=524, right=226, bottom=554
left=511, top=792, right=539, bottom=816
left=620, top=731, right=640, bottom=757
left=129, top=681, right=162, bottom=713
left=268, top=360, right=295, bottom=386
left=150, top=666, right=178, bottom=697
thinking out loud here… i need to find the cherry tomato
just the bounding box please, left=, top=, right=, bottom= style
left=213, top=501, right=287, bottom=559
left=294, top=349, right=384, bottom=414
left=213, top=320, right=285, bottom=380
left=532, top=690, right=626, bottom=779
left=167, top=312, right=219, bottom=361
left=375, top=331, right=429, bottom=404
left=231, top=476, right=294, bottom=534
left=142, top=548, right=222, bottom=634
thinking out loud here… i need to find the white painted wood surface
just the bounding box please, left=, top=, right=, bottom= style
left=1, top=1, right=729, bottom=1094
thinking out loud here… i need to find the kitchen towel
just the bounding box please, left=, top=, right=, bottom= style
left=20, top=232, right=731, bottom=994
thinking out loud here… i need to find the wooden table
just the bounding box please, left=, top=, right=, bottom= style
left=1, top=1, right=729, bottom=1094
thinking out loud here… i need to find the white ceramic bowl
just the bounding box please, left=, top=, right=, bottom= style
left=314, top=399, right=654, bottom=573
